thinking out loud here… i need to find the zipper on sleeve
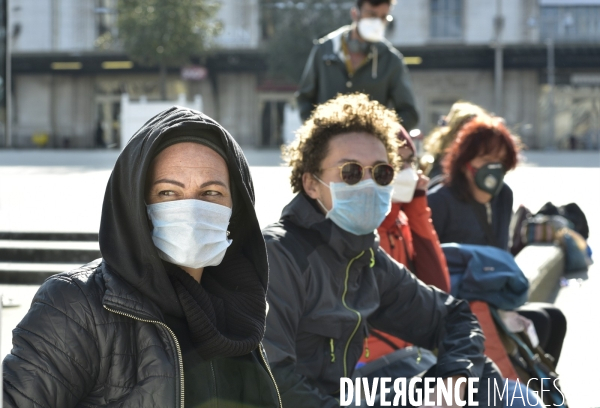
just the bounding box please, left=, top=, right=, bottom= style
left=329, top=338, right=336, bottom=363
left=103, top=305, right=184, bottom=408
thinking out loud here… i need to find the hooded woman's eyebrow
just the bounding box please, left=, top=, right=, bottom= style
left=199, top=180, right=228, bottom=189
left=152, top=179, right=228, bottom=189
left=153, top=178, right=185, bottom=187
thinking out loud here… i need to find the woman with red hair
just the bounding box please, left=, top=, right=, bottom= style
left=428, top=116, right=518, bottom=249
left=427, top=116, right=566, bottom=365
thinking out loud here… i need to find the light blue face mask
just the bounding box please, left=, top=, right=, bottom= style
left=314, top=176, right=393, bottom=236
left=146, top=199, right=232, bottom=269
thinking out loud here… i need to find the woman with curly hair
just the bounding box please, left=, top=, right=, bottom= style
left=421, top=101, right=491, bottom=178
left=262, top=93, right=503, bottom=407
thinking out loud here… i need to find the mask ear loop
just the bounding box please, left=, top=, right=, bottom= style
left=312, top=174, right=329, bottom=188
left=144, top=201, right=154, bottom=231
left=465, top=162, right=479, bottom=177
left=312, top=174, right=331, bottom=214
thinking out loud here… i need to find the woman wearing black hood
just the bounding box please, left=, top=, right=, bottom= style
left=3, top=107, right=281, bottom=408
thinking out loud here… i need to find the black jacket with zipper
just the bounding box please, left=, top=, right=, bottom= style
left=296, top=25, right=419, bottom=130
left=262, top=194, right=486, bottom=407
left=3, top=107, right=281, bottom=408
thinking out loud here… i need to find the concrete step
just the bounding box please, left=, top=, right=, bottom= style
left=515, top=243, right=565, bottom=302
left=0, top=262, right=84, bottom=284
left=0, top=232, right=98, bottom=241
left=0, top=240, right=101, bottom=263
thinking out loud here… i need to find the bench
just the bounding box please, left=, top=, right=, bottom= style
left=514, top=243, right=565, bottom=302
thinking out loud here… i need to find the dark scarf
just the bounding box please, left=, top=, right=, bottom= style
left=165, top=251, right=266, bottom=360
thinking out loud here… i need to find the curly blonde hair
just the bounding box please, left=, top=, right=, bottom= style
left=421, top=101, right=491, bottom=172
left=284, top=93, right=401, bottom=193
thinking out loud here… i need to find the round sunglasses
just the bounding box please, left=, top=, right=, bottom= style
left=322, top=162, right=395, bottom=186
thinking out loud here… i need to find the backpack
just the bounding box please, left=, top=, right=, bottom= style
left=555, top=228, right=590, bottom=272
left=490, top=308, right=568, bottom=407
left=509, top=205, right=532, bottom=256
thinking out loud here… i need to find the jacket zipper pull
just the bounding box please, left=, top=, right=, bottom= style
left=416, top=347, right=422, bottom=364
left=364, top=337, right=370, bottom=359
left=330, top=338, right=336, bottom=363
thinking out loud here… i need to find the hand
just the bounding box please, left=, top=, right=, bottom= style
left=416, top=170, right=429, bottom=191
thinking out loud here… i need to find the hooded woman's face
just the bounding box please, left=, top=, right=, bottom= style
left=145, top=142, right=232, bottom=208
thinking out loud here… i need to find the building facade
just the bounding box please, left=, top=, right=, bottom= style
left=7, top=0, right=265, bottom=148
left=5, top=0, right=600, bottom=149
left=389, top=0, right=600, bottom=149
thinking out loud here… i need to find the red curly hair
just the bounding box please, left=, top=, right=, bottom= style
left=442, top=116, right=519, bottom=200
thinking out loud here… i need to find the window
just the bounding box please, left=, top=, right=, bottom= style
left=540, top=6, right=600, bottom=42
left=430, top=0, right=463, bottom=39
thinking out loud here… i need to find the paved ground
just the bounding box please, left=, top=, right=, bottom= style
left=0, top=148, right=598, bottom=406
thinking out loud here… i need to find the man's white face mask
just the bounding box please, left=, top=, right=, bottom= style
left=357, top=17, right=386, bottom=43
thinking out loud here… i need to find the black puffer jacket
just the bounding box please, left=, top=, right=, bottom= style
left=3, top=107, right=281, bottom=408
left=263, top=194, right=486, bottom=407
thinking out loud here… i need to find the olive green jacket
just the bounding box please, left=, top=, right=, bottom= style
left=296, top=26, right=419, bottom=130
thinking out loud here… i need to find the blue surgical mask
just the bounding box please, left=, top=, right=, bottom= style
left=146, top=199, right=232, bottom=269
left=314, top=176, right=393, bottom=235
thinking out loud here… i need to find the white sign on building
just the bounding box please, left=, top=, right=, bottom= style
left=120, top=94, right=203, bottom=150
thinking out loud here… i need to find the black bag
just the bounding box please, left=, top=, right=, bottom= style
left=560, top=203, right=589, bottom=240
left=536, top=201, right=589, bottom=240
left=490, top=308, right=568, bottom=407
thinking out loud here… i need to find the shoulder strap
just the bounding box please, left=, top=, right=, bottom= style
left=369, top=329, right=401, bottom=351
left=490, top=308, right=567, bottom=407
left=427, top=174, right=447, bottom=190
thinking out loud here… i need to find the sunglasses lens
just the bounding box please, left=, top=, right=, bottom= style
left=340, top=163, right=363, bottom=185
left=373, top=164, right=395, bottom=186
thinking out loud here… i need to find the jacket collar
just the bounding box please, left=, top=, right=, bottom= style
left=329, top=26, right=350, bottom=62
left=321, top=25, right=388, bottom=60
left=281, top=193, right=378, bottom=259
left=101, top=262, right=168, bottom=322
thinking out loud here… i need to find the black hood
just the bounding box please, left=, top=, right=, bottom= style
left=99, top=106, right=268, bottom=318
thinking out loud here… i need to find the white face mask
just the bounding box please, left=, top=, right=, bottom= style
left=357, top=17, right=386, bottom=43
left=391, top=167, right=419, bottom=203
left=146, top=199, right=232, bottom=269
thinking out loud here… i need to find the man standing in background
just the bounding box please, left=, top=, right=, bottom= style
left=296, top=0, right=419, bottom=130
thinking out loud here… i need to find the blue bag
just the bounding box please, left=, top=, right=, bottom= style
left=442, top=243, right=529, bottom=310
left=561, top=232, right=589, bottom=272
